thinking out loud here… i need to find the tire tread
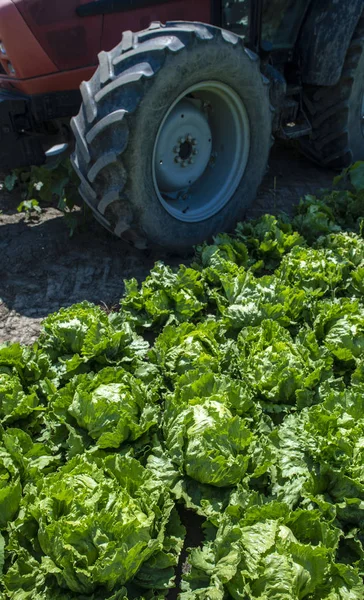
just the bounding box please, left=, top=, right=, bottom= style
left=72, top=21, right=264, bottom=246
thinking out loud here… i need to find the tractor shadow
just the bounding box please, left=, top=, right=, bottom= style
left=0, top=143, right=335, bottom=343
left=0, top=211, right=174, bottom=330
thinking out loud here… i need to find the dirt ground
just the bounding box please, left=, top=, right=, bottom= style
left=0, top=143, right=335, bottom=345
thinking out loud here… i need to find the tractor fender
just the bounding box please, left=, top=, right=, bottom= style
left=298, top=0, right=363, bottom=87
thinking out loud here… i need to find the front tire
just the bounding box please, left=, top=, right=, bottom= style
left=71, top=21, right=272, bottom=250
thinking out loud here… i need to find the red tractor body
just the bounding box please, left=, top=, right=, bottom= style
left=0, top=0, right=210, bottom=95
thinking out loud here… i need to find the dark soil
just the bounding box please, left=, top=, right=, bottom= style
left=0, top=143, right=334, bottom=345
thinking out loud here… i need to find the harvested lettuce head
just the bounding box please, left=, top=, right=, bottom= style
left=182, top=504, right=363, bottom=600
left=4, top=455, right=181, bottom=596
left=236, top=320, right=333, bottom=408
left=58, top=367, right=159, bottom=449
left=0, top=372, right=39, bottom=424
left=164, top=395, right=254, bottom=488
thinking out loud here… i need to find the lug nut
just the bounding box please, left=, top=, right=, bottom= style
left=173, top=145, right=180, bottom=153
left=189, top=158, right=194, bottom=164
left=193, top=148, right=198, bottom=155
left=182, top=161, right=187, bottom=168
left=179, top=137, right=185, bottom=144
left=192, top=139, right=198, bottom=146
left=187, top=135, right=192, bottom=142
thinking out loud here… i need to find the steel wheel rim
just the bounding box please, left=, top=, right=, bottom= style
left=152, top=81, right=250, bottom=223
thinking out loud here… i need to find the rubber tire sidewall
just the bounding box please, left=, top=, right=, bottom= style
left=122, top=41, right=271, bottom=249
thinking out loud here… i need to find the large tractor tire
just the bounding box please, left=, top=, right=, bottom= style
left=300, top=12, right=364, bottom=169
left=71, top=21, right=272, bottom=250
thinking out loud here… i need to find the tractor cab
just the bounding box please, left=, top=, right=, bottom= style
left=223, top=0, right=309, bottom=51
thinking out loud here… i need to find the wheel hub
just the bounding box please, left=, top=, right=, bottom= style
left=152, top=81, right=250, bottom=223
left=154, top=100, right=212, bottom=192
left=173, top=135, right=199, bottom=167
left=178, top=140, right=193, bottom=161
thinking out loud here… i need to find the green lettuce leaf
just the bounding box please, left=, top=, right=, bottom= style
left=235, top=213, right=304, bottom=271
left=38, top=302, right=149, bottom=381
left=48, top=366, right=160, bottom=451
left=150, top=320, right=227, bottom=381
left=0, top=372, right=40, bottom=424
left=163, top=396, right=253, bottom=488
left=277, top=246, right=348, bottom=297
left=324, top=314, right=364, bottom=364
left=4, top=455, right=181, bottom=595
left=0, top=443, right=22, bottom=528
left=121, top=263, right=207, bottom=331
left=182, top=504, right=362, bottom=600
left=235, top=320, right=333, bottom=408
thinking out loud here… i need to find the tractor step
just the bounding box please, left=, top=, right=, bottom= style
left=280, top=120, right=312, bottom=139
left=45, top=142, right=69, bottom=157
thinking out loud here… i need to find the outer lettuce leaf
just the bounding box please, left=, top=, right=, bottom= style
left=0, top=337, right=50, bottom=429
left=324, top=314, right=364, bottom=363
left=0, top=343, right=51, bottom=389
left=43, top=366, right=160, bottom=455
left=235, top=320, right=333, bottom=409
left=309, top=563, right=364, bottom=599
left=196, top=233, right=249, bottom=270
left=311, top=298, right=361, bottom=341
left=235, top=214, right=304, bottom=271
left=316, top=232, right=364, bottom=268
left=0, top=532, right=4, bottom=575
left=1, top=427, right=61, bottom=484
left=0, top=426, right=61, bottom=531
left=150, top=320, right=228, bottom=381
left=182, top=505, right=363, bottom=600
left=268, top=412, right=311, bottom=508
left=0, top=444, right=22, bottom=528
left=2, top=543, right=166, bottom=599
left=4, top=455, right=181, bottom=596
left=163, top=396, right=253, bottom=487
left=292, top=194, right=342, bottom=244
left=277, top=246, right=348, bottom=296
left=38, top=302, right=149, bottom=381
left=121, top=263, right=207, bottom=330
left=147, top=448, right=233, bottom=522
left=0, top=372, right=40, bottom=424
left=350, top=264, right=364, bottom=296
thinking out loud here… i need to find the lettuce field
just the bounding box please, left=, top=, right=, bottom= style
left=1, top=164, right=364, bottom=599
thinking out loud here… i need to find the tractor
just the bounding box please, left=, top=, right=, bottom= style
left=0, top=0, right=363, bottom=249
